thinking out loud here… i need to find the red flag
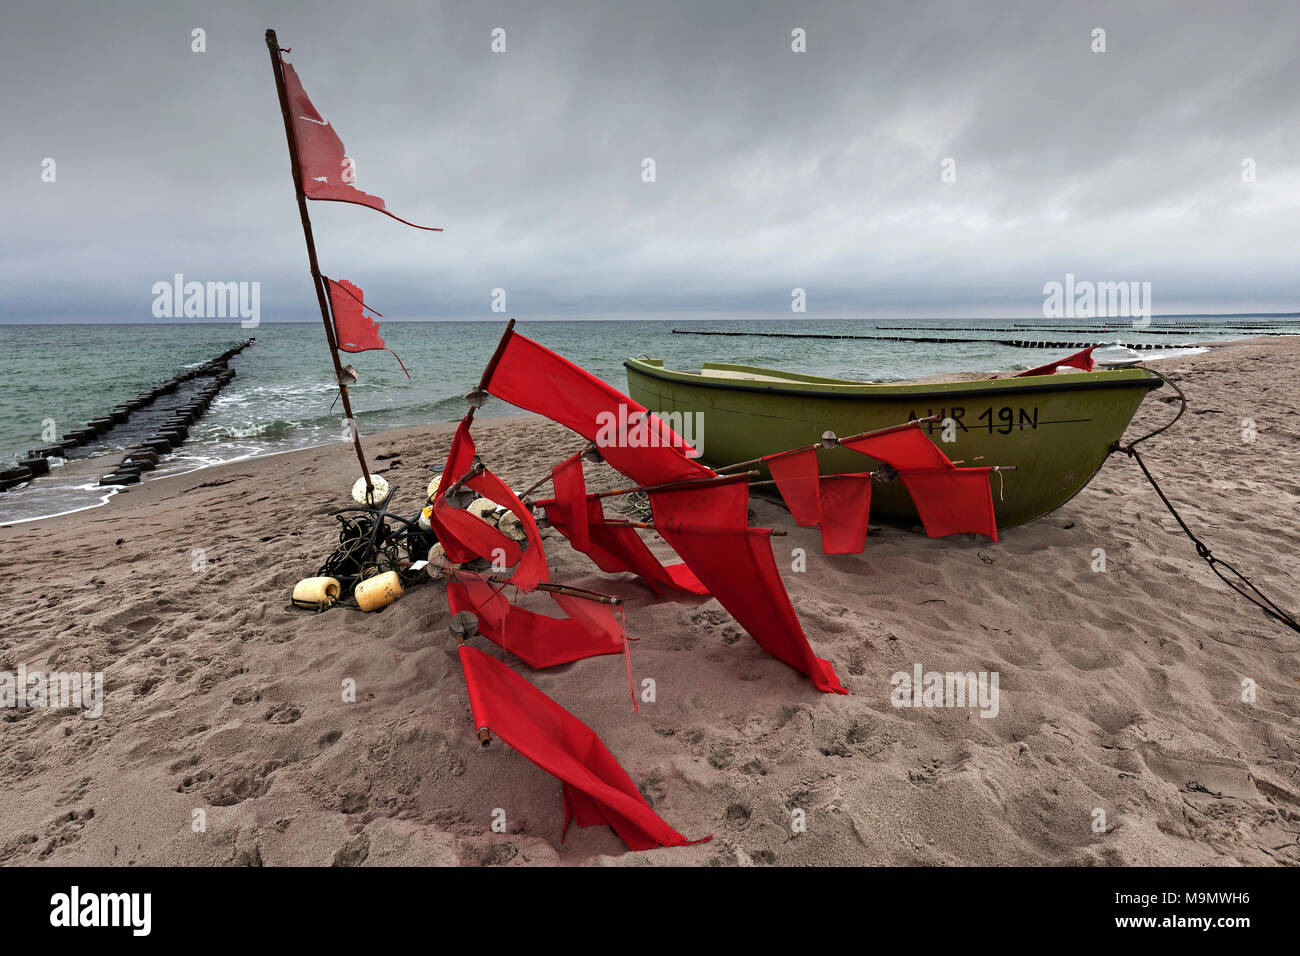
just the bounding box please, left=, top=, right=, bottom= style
left=325, top=279, right=409, bottom=377
left=463, top=465, right=549, bottom=592
left=446, top=572, right=623, bottom=668
left=763, top=447, right=822, bottom=527
left=841, top=423, right=953, bottom=471
left=550, top=453, right=593, bottom=551
left=899, top=467, right=998, bottom=540
left=763, top=447, right=873, bottom=554
left=816, top=474, right=874, bottom=554
left=648, top=476, right=847, bottom=694
left=430, top=419, right=550, bottom=588
left=458, top=645, right=709, bottom=851
left=1015, top=346, right=1096, bottom=377
left=539, top=454, right=707, bottom=598
left=281, top=60, right=441, bottom=231
left=433, top=496, right=523, bottom=566
left=482, top=330, right=711, bottom=486
left=840, top=423, right=998, bottom=540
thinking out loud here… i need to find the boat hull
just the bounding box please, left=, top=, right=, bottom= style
left=625, top=359, right=1162, bottom=529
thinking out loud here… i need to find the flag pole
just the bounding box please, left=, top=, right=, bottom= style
left=265, top=28, right=374, bottom=494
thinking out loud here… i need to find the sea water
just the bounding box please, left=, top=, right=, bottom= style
left=0, top=315, right=1292, bottom=523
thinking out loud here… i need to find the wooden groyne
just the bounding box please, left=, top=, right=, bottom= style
left=0, top=339, right=254, bottom=491
left=669, top=328, right=1197, bottom=350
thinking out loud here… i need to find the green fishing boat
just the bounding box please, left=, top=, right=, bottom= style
left=624, top=358, right=1163, bottom=529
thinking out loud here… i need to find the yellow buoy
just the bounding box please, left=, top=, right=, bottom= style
left=292, top=576, right=342, bottom=610
left=354, top=570, right=404, bottom=612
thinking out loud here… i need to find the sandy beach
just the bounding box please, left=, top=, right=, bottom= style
left=1, top=336, right=1297, bottom=867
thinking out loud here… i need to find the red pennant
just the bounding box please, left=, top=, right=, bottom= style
left=899, top=467, right=999, bottom=540
left=458, top=645, right=710, bottom=851
left=764, top=447, right=822, bottom=527
left=430, top=420, right=542, bottom=581
left=647, top=476, right=847, bottom=694
left=281, top=60, right=441, bottom=231
left=482, top=330, right=711, bottom=486
left=841, top=423, right=953, bottom=472
left=1015, top=346, right=1096, bottom=377
left=463, top=466, right=549, bottom=592
left=763, top=447, right=873, bottom=554
left=446, top=572, right=623, bottom=668
left=325, top=279, right=409, bottom=377
left=539, top=454, right=707, bottom=598
left=839, top=423, right=997, bottom=540
left=816, top=474, right=874, bottom=554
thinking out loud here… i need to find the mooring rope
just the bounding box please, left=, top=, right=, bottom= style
left=1112, top=368, right=1299, bottom=634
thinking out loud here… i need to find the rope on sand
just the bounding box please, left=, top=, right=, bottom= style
left=1112, top=368, right=1299, bottom=635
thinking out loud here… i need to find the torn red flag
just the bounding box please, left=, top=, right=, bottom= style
left=481, top=329, right=712, bottom=486
left=325, top=278, right=409, bottom=377
left=539, top=453, right=707, bottom=598
left=841, top=422, right=954, bottom=472
left=899, top=467, right=999, bottom=540
left=430, top=419, right=549, bottom=588
left=446, top=572, right=624, bottom=669
left=458, top=645, right=709, bottom=851
left=1015, top=346, right=1096, bottom=377
left=816, top=474, right=874, bottom=554
left=840, top=423, right=997, bottom=541
left=647, top=475, right=847, bottom=694
left=280, top=60, right=441, bottom=231
left=763, top=447, right=873, bottom=555
left=462, top=465, right=549, bottom=592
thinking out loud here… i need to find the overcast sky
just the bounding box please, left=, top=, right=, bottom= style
left=2, top=0, right=1298, bottom=322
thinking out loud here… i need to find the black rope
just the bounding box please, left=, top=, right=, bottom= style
left=1112, top=368, right=1299, bottom=634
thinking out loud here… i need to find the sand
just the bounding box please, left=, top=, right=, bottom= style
left=1, top=337, right=1297, bottom=867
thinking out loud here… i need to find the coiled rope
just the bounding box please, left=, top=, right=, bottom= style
left=1112, top=368, right=1299, bottom=634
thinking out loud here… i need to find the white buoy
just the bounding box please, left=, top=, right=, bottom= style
left=352, top=474, right=390, bottom=505
left=497, top=511, right=527, bottom=541
left=466, top=497, right=499, bottom=520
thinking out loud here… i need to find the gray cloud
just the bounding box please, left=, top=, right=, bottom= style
left=2, top=0, right=1297, bottom=322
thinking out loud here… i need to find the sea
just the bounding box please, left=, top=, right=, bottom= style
left=2, top=315, right=1295, bottom=524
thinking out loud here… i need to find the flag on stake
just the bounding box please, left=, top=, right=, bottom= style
left=281, top=60, right=442, bottom=231
left=481, top=329, right=710, bottom=486
left=648, top=476, right=847, bottom=694
left=446, top=572, right=625, bottom=670
left=1015, top=346, right=1096, bottom=377
left=763, top=447, right=873, bottom=554
left=841, top=423, right=999, bottom=541
left=430, top=419, right=549, bottom=589
left=538, top=453, right=708, bottom=598
left=325, top=278, right=410, bottom=377
left=458, top=645, right=709, bottom=851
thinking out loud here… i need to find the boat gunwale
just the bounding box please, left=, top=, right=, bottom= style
left=624, top=358, right=1164, bottom=401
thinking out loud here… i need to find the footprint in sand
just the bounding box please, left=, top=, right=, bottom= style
left=263, top=702, right=302, bottom=724
left=37, top=807, right=95, bottom=860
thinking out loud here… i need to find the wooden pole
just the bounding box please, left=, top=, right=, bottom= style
left=265, top=28, right=373, bottom=492
left=585, top=471, right=759, bottom=501
left=600, top=517, right=787, bottom=536
left=749, top=463, right=1017, bottom=488
left=462, top=318, right=517, bottom=427
left=430, top=567, right=622, bottom=605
